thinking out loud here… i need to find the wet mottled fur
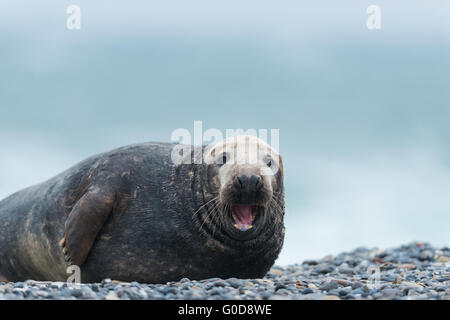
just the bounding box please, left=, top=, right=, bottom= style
left=0, top=141, right=285, bottom=283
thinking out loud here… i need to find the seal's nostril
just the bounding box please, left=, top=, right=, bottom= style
left=255, top=176, right=263, bottom=191
left=234, top=175, right=244, bottom=191
left=237, top=175, right=248, bottom=189
left=249, top=174, right=262, bottom=192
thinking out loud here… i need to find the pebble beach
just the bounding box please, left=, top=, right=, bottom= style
left=1, top=242, right=449, bottom=300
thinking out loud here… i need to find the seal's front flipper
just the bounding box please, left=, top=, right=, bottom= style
left=61, top=186, right=116, bottom=266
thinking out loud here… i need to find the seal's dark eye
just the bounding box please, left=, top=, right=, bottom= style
left=216, top=152, right=228, bottom=165
left=265, top=156, right=273, bottom=167
left=222, top=153, right=228, bottom=164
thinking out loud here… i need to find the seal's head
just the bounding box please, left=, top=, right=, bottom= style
left=203, top=135, right=284, bottom=241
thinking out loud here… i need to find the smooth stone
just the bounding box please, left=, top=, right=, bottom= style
left=320, top=281, right=339, bottom=291
left=315, top=265, right=335, bottom=274
left=351, top=282, right=363, bottom=289
left=70, top=289, right=83, bottom=297
left=226, top=278, right=243, bottom=289
left=382, top=288, right=401, bottom=297
left=302, top=288, right=314, bottom=294
left=325, top=295, right=341, bottom=300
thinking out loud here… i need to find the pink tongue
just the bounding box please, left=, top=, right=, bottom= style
left=232, top=204, right=253, bottom=225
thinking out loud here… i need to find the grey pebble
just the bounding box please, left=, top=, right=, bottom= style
left=226, top=278, right=243, bottom=288
left=315, top=265, right=335, bottom=274
left=320, top=280, right=339, bottom=291
left=70, top=289, right=83, bottom=298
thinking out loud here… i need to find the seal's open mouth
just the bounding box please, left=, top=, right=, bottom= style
left=231, top=204, right=259, bottom=231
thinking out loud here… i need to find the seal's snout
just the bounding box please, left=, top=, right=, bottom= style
left=233, top=174, right=263, bottom=204
left=228, top=174, right=267, bottom=233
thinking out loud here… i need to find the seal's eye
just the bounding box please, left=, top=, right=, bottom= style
left=265, top=156, right=273, bottom=168
left=222, top=153, right=228, bottom=165
left=216, top=152, right=228, bottom=165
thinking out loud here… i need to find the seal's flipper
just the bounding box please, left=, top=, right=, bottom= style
left=61, top=186, right=116, bottom=266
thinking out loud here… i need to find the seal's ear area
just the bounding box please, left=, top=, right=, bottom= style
left=277, top=155, right=284, bottom=180
left=60, top=186, right=116, bottom=266
left=278, top=155, right=284, bottom=174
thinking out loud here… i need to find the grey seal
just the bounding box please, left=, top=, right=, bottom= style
left=0, top=135, right=285, bottom=283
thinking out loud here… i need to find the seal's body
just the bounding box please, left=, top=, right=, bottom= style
left=0, top=137, right=285, bottom=283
